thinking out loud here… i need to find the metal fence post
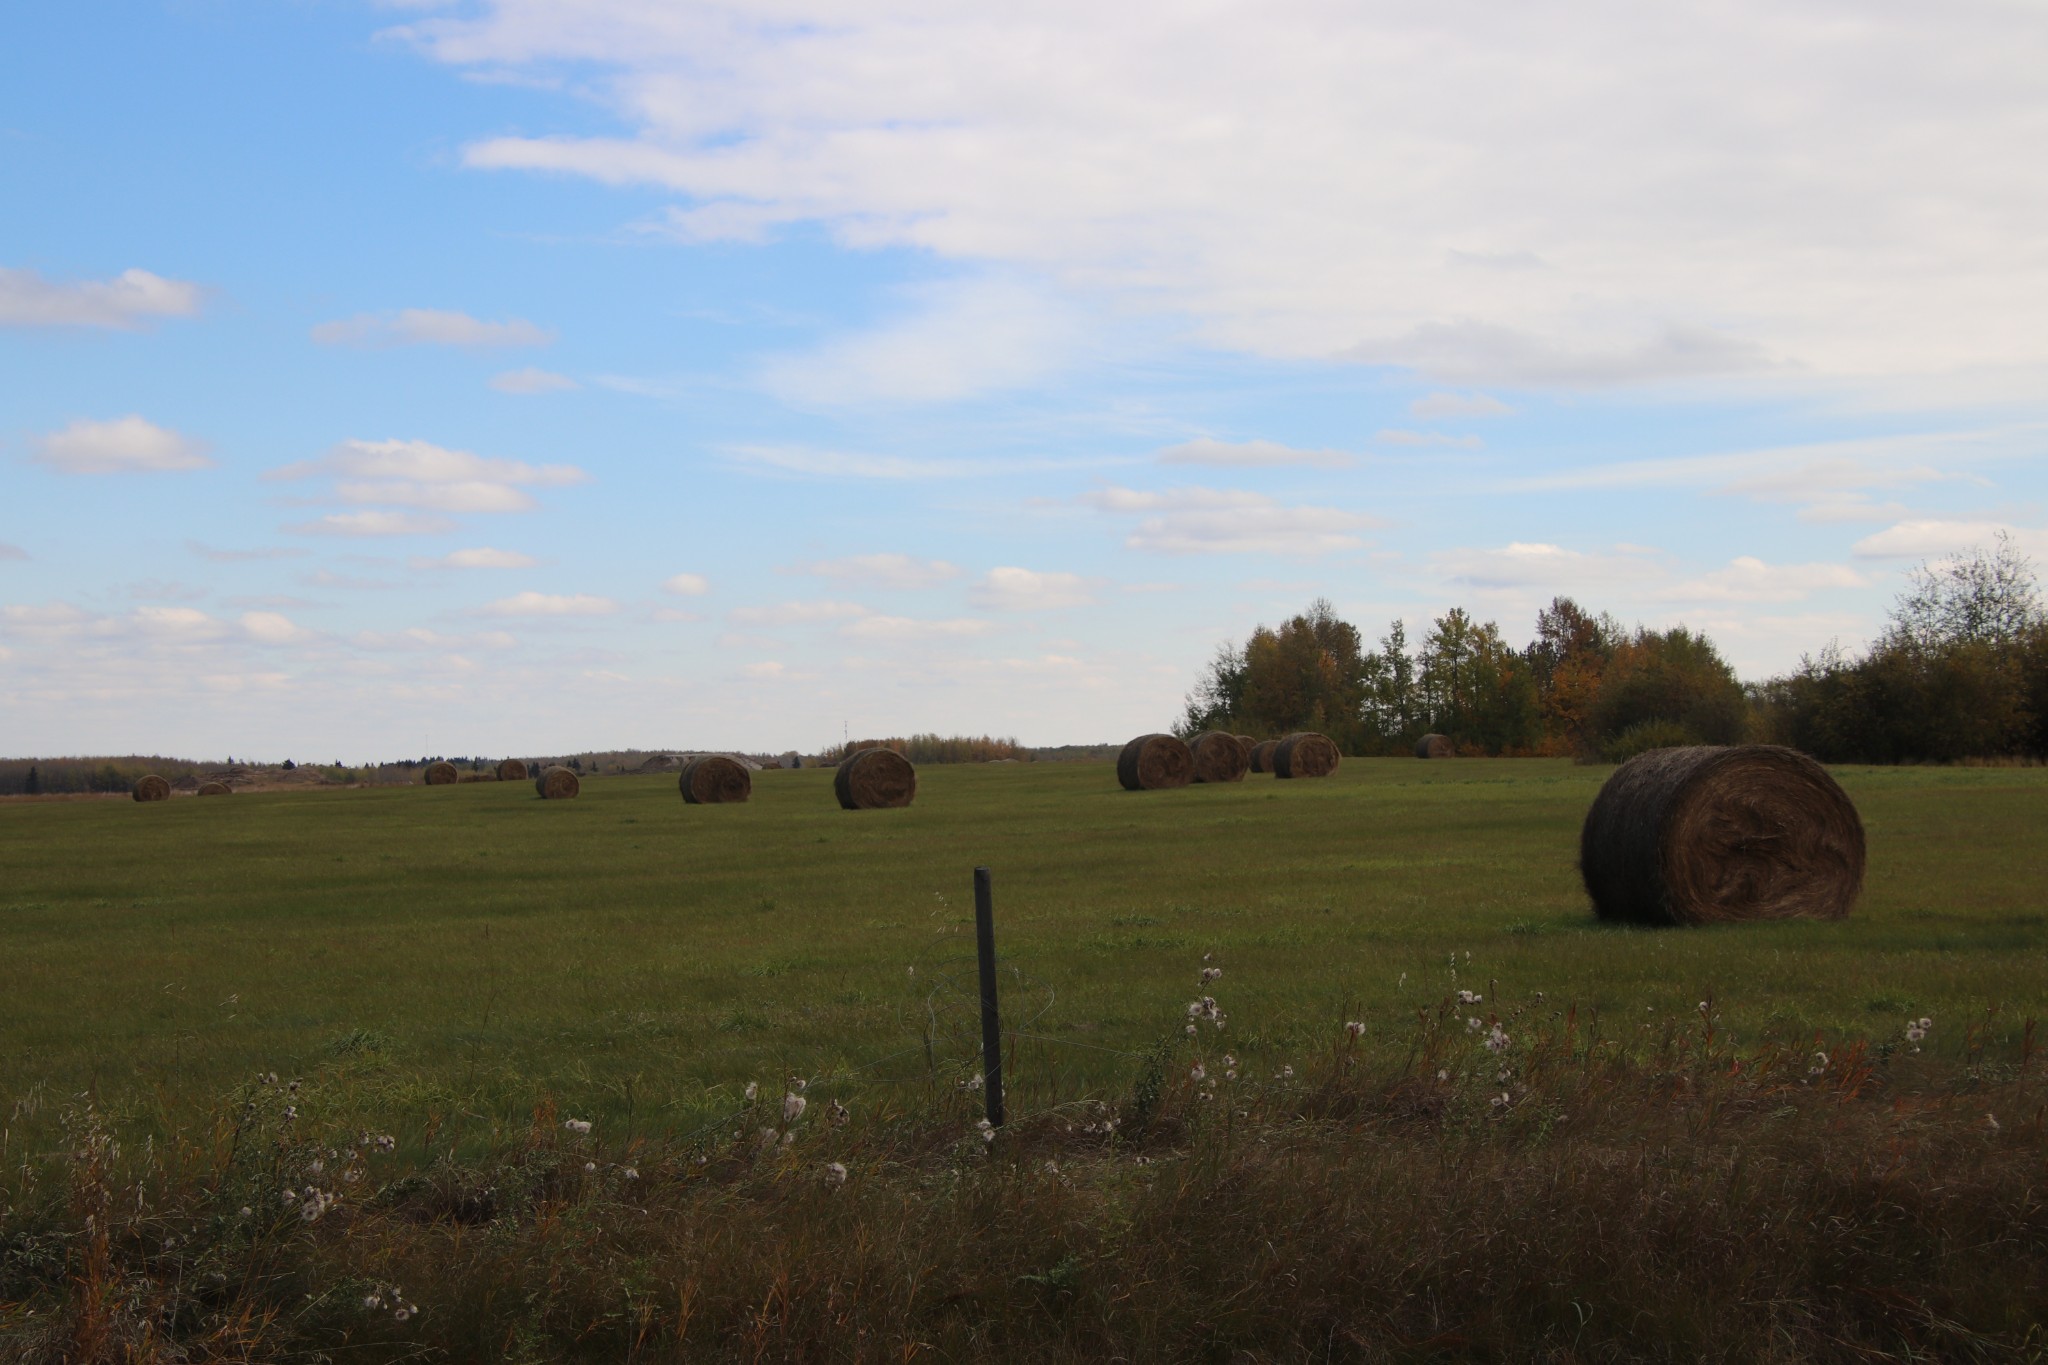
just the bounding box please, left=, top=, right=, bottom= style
left=973, top=865, right=1005, bottom=1127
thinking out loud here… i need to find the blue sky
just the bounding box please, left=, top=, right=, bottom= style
left=3, top=0, right=2044, bottom=760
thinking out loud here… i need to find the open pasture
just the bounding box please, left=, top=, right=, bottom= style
left=2, top=759, right=2044, bottom=1137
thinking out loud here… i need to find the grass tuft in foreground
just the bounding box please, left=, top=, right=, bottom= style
left=4, top=993, right=2043, bottom=1363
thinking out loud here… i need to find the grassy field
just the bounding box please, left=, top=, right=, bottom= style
left=3, top=758, right=2043, bottom=1138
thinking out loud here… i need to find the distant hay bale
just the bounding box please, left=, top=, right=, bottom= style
left=196, top=781, right=232, bottom=797
left=1116, top=733, right=1193, bottom=791
left=1415, top=734, right=1454, bottom=759
left=423, top=761, right=459, bottom=786
left=132, top=774, right=171, bottom=803
left=834, top=747, right=916, bottom=810
left=681, top=754, right=753, bottom=805
left=1579, top=745, right=1865, bottom=927
left=1249, top=739, right=1280, bottom=774
left=1187, top=730, right=1250, bottom=784
left=497, top=759, right=529, bottom=782
left=1273, top=732, right=1341, bottom=779
left=534, top=765, right=581, bottom=800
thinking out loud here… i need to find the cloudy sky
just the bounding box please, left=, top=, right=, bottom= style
left=3, top=1, right=2044, bottom=760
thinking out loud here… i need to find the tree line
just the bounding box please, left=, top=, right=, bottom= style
left=1181, top=536, right=2048, bottom=763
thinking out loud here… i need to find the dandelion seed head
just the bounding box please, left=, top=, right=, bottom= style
left=824, top=1161, right=848, bottom=1187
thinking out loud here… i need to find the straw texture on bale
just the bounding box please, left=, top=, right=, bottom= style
left=131, top=774, right=171, bottom=803
left=1187, top=730, right=1250, bottom=784
left=1416, top=733, right=1454, bottom=759
left=680, top=754, right=753, bottom=805
left=1116, top=733, right=1193, bottom=791
left=534, top=765, right=581, bottom=800
left=1249, top=739, right=1280, bottom=774
left=423, top=761, right=459, bottom=786
left=496, top=758, right=529, bottom=782
left=195, top=781, right=232, bottom=797
left=1579, top=744, right=1865, bottom=927
left=1273, top=731, right=1341, bottom=779
left=834, top=747, right=916, bottom=810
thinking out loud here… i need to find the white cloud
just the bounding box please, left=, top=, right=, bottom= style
left=240, top=611, right=315, bottom=645
left=187, top=541, right=308, bottom=563
left=33, top=416, right=212, bottom=474
left=333, top=479, right=539, bottom=513
left=741, top=660, right=787, bottom=678
left=971, top=566, right=1096, bottom=611
left=491, top=366, right=579, bottom=394
left=402, top=2, right=2048, bottom=394
left=723, top=444, right=1110, bottom=481
left=132, top=606, right=231, bottom=641
left=1078, top=483, right=1377, bottom=555
left=352, top=626, right=520, bottom=651
left=271, top=438, right=586, bottom=519
left=728, top=599, right=869, bottom=627
left=1155, top=438, right=1351, bottom=469
left=656, top=572, right=709, bottom=596
left=1409, top=391, right=1513, bottom=419
left=1661, top=557, right=1867, bottom=603
left=840, top=614, right=993, bottom=641
left=754, top=276, right=1085, bottom=406
left=0, top=266, right=203, bottom=328
left=483, top=591, right=620, bottom=616
left=651, top=606, right=703, bottom=622
left=1852, top=520, right=2048, bottom=560
left=311, top=308, right=552, bottom=348
left=790, top=554, right=958, bottom=589
left=1372, top=428, right=1483, bottom=449
left=287, top=511, right=457, bottom=537
left=415, top=547, right=540, bottom=569
left=1434, top=542, right=1661, bottom=589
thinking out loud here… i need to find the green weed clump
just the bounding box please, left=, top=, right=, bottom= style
left=4, top=994, right=2042, bottom=1363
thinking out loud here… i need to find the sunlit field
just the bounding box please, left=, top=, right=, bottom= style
left=5, top=759, right=2043, bottom=1138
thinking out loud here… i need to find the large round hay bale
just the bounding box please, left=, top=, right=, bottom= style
left=681, top=754, right=753, bottom=805
left=1273, top=731, right=1340, bottom=779
left=1579, top=745, right=1864, bottom=927
left=834, top=747, right=916, bottom=810
left=1249, top=739, right=1280, bottom=774
left=1116, top=733, right=1193, bottom=791
left=131, top=774, right=171, bottom=803
left=423, top=761, right=459, bottom=786
left=1187, top=730, right=1250, bottom=784
left=196, top=781, right=232, bottom=797
left=497, top=758, right=529, bottom=782
left=1415, top=733, right=1454, bottom=759
left=534, top=765, right=581, bottom=800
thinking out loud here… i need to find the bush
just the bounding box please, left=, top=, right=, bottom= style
left=1600, top=719, right=1697, bottom=763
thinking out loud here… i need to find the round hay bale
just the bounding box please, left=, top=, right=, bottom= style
left=1187, top=730, right=1250, bottom=784
left=1116, top=733, right=1193, bottom=791
left=1579, top=744, right=1864, bottom=927
left=496, top=758, right=529, bottom=782
left=680, top=754, right=753, bottom=805
left=423, top=761, right=459, bottom=786
left=131, top=774, right=171, bottom=803
left=534, top=765, right=581, bottom=800
left=1249, top=739, right=1280, bottom=774
left=1273, top=731, right=1341, bottom=779
left=834, top=747, right=916, bottom=810
left=1415, top=733, right=1454, bottom=759
left=195, top=781, right=232, bottom=797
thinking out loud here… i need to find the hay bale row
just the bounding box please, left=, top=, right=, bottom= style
left=422, top=761, right=459, bottom=786
left=534, top=765, right=581, bottom=800
left=681, top=754, right=752, bottom=805
left=498, top=758, right=529, bottom=782
left=1580, top=744, right=1864, bottom=926
left=1187, top=730, right=1250, bottom=784
left=1249, top=739, right=1280, bottom=773
left=196, top=781, right=232, bottom=797
left=835, top=747, right=917, bottom=809
left=1118, top=733, right=1192, bottom=790
left=132, top=774, right=170, bottom=802
left=1415, top=733, right=1453, bottom=759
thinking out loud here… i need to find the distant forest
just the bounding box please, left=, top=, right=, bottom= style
left=1181, top=535, right=2048, bottom=764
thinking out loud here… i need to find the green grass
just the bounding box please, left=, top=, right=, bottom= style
left=3, top=760, right=2045, bottom=1137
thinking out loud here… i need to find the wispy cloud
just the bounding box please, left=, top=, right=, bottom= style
left=788, top=554, right=959, bottom=589
left=661, top=572, right=711, bottom=596
left=970, top=567, right=1097, bottom=611
left=412, top=547, right=539, bottom=570
left=0, top=266, right=204, bottom=328
left=1078, top=484, right=1379, bottom=556
left=1156, top=438, right=1352, bottom=469
left=33, top=416, right=212, bottom=474
left=312, top=308, right=552, bottom=348
left=1409, top=391, right=1514, bottom=419
left=270, top=438, right=587, bottom=517
left=482, top=591, right=619, bottom=617
left=490, top=366, right=579, bottom=394
left=187, top=541, right=309, bottom=563
left=728, top=599, right=869, bottom=627
left=286, top=511, right=456, bottom=538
